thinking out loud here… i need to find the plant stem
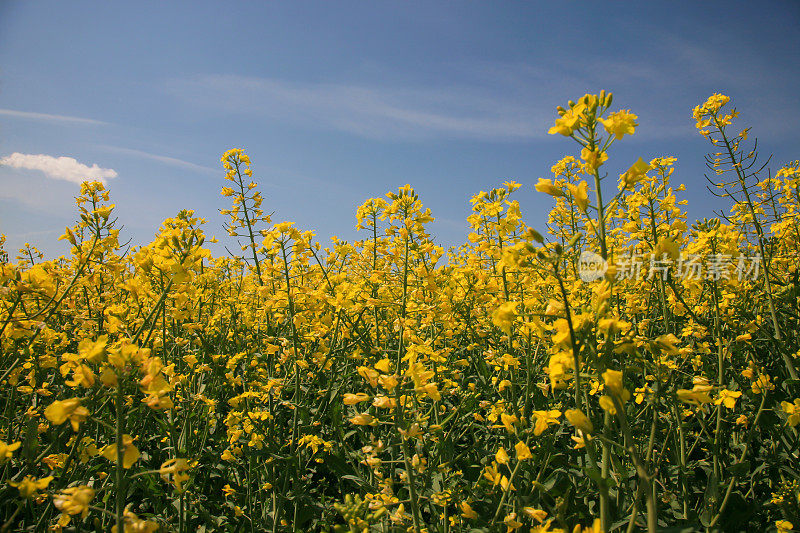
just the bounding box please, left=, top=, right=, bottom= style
left=115, top=382, right=125, bottom=533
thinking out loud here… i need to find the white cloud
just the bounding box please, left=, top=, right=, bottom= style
left=0, top=153, right=118, bottom=184
left=95, top=145, right=217, bottom=175
left=0, top=108, right=107, bottom=125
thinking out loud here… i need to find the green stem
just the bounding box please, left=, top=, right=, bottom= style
left=115, top=382, right=125, bottom=533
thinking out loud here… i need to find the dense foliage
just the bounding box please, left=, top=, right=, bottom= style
left=1, top=92, right=799, bottom=532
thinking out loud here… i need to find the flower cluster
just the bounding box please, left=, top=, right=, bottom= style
left=0, top=94, right=797, bottom=532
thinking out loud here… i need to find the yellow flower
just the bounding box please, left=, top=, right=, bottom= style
left=566, top=180, right=589, bottom=212
left=571, top=434, right=589, bottom=449
left=599, top=110, right=638, bottom=139
left=564, top=409, right=593, bottom=435
left=298, top=435, right=333, bottom=455
left=374, top=358, right=392, bottom=373
left=620, top=157, right=650, bottom=189
left=357, top=366, right=379, bottom=388
left=77, top=335, right=108, bottom=363
left=460, top=501, right=478, bottom=520
left=579, top=518, right=603, bottom=533
left=602, top=370, right=622, bottom=395
left=160, top=458, right=193, bottom=492
left=221, top=449, right=237, bottom=462
left=420, top=382, right=441, bottom=401
left=504, top=512, right=523, bottom=532
left=781, top=399, right=800, bottom=427
left=580, top=147, right=608, bottom=173
left=101, top=434, right=140, bottom=469
left=602, top=369, right=630, bottom=402
left=111, top=508, right=158, bottom=533
left=492, top=301, right=519, bottom=335
left=634, top=385, right=653, bottom=405
left=100, top=366, right=118, bottom=388
left=44, top=398, right=90, bottom=431
left=390, top=503, right=410, bottom=524
left=693, top=93, right=730, bottom=125
left=548, top=107, right=583, bottom=136
left=93, top=205, right=113, bottom=220
left=714, top=389, right=742, bottom=409
left=495, top=446, right=510, bottom=465
left=9, top=475, right=53, bottom=498
left=399, top=423, right=422, bottom=439
left=66, top=364, right=96, bottom=388
left=532, top=409, right=561, bottom=436
left=599, top=395, right=617, bottom=415
left=500, top=412, right=518, bottom=434
left=343, top=393, right=370, bottom=405
left=515, top=440, right=532, bottom=460
left=677, top=385, right=713, bottom=406
left=42, top=453, right=66, bottom=469
left=139, top=367, right=173, bottom=411
left=0, top=440, right=21, bottom=463
left=776, top=520, right=793, bottom=533
left=523, top=507, right=548, bottom=523
left=372, top=395, right=396, bottom=409
left=378, top=374, right=398, bottom=391
left=143, top=392, right=174, bottom=411
left=548, top=351, right=574, bottom=389
left=107, top=343, right=140, bottom=370
left=551, top=319, right=572, bottom=348
left=751, top=374, right=774, bottom=394
left=483, top=462, right=502, bottom=485
left=349, top=413, right=377, bottom=426
left=654, top=237, right=680, bottom=261
left=53, top=486, right=94, bottom=517
left=411, top=453, right=427, bottom=473
left=531, top=519, right=563, bottom=533
left=534, top=178, right=564, bottom=198
left=598, top=318, right=630, bottom=336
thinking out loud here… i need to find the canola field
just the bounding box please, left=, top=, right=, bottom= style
left=1, top=92, right=799, bottom=532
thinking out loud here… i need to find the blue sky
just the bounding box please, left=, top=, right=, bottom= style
left=1, top=1, right=799, bottom=259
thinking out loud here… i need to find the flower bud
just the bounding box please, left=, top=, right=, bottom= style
left=526, top=228, right=544, bottom=244
left=567, top=233, right=581, bottom=248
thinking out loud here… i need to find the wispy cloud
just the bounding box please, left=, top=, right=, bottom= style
left=0, top=153, right=118, bottom=184
left=95, top=145, right=217, bottom=175
left=163, top=69, right=703, bottom=142
left=0, top=108, right=107, bottom=125
left=14, top=229, right=63, bottom=240
left=165, top=75, right=550, bottom=141
left=165, top=27, right=800, bottom=143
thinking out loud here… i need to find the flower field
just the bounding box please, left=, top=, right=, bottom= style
left=2, top=92, right=799, bottom=532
